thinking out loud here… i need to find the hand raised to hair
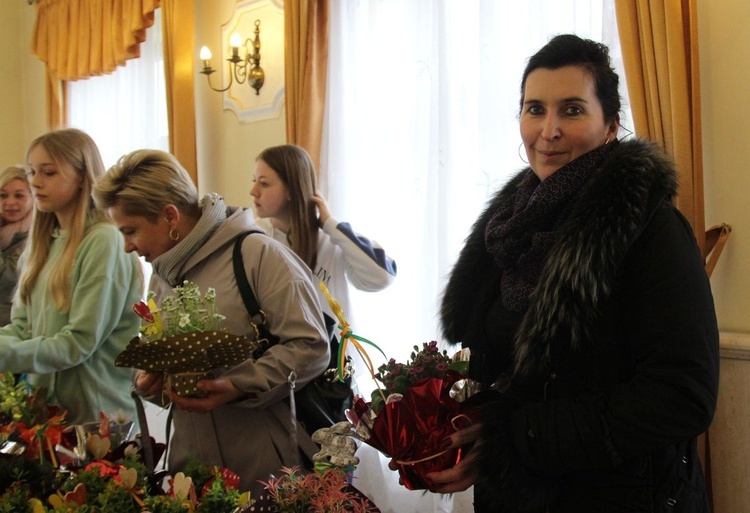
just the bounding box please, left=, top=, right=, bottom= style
left=312, top=192, right=332, bottom=227
left=167, top=377, right=244, bottom=415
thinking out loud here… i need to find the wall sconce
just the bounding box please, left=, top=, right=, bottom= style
left=200, top=19, right=265, bottom=95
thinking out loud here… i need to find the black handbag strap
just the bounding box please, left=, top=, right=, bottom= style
left=233, top=230, right=281, bottom=356
left=233, top=230, right=339, bottom=364
left=132, top=390, right=155, bottom=471
left=232, top=230, right=265, bottom=318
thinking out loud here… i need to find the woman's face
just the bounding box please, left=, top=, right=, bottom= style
left=520, top=65, right=618, bottom=181
left=108, top=204, right=176, bottom=263
left=250, top=159, right=291, bottom=220
left=27, top=144, right=84, bottom=228
left=0, top=178, right=33, bottom=223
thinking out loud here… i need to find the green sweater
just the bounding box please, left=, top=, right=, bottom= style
left=0, top=222, right=142, bottom=424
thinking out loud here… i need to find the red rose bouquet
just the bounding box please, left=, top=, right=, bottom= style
left=346, top=342, right=471, bottom=490
left=318, top=283, right=474, bottom=491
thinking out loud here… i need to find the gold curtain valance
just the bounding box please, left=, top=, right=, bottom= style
left=31, top=0, right=160, bottom=82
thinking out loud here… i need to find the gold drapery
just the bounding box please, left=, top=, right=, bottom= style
left=30, top=0, right=197, bottom=186
left=615, top=0, right=705, bottom=251
left=44, top=70, right=66, bottom=129
left=161, top=0, right=198, bottom=185
left=31, top=0, right=159, bottom=81
left=30, top=0, right=160, bottom=130
left=284, top=0, right=330, bottom=175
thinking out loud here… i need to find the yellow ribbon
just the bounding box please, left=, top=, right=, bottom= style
left=318, top=281, right=387, bottom=383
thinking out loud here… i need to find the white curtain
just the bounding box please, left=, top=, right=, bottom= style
left=322, top=1, right=629, bottom=512
left=67, top=8, right=169, bottom=170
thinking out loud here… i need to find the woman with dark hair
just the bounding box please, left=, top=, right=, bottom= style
left=430, top=34, right=719, bottom=513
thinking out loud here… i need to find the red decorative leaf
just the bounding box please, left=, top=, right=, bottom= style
left=132, top=301, right=154, bottom=323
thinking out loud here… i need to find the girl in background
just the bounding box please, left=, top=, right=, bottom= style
left=0, top=165, right=33, bottom=325
left=251, top=144, right=399, bottom=507
left=251, top=144, right=397, bottom=320
left=0, top=128, right=141, bottom=424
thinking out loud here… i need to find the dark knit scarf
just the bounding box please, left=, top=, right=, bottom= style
left=484, top=143, right=614, bottom=312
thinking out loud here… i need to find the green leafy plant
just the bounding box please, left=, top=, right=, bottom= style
left=95, top=481, right=140, bottom=512
left=59, top=468, right=108, bottom=505
left=0, top=373, right=56, bottom=427
left=181, top=455, right=214, bottom=492
left=0, top=454, right=57, bottom=498
left=0, top=485, right=33, bottom=513
left=143, top=495, right=190, bottom=513
left=197, top=472, right=242, bottom=513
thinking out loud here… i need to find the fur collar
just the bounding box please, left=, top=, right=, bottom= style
left=440, top=139, right=678, bottom=377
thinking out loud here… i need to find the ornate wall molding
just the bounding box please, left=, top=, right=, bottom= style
left=220, top=0, right=285, bottom=123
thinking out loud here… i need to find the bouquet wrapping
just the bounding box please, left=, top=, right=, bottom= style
left=338, top=333, right=472, bottom=491
left=319, top=284, right=473, bottom=491
left=115, top=282, right=259, bottom=397
left=351, top=368, right=469, bottom=490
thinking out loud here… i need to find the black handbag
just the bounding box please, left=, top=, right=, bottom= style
left=232, top=231, right=354, bottom=436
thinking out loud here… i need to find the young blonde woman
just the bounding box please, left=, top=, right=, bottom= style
left=251, top=144, right=397, bottom=320
left=93, top=148, right=329, bottom=495
left=0, top=165, right=33, bottom=325
left=0, top=128, right=141, bottom=424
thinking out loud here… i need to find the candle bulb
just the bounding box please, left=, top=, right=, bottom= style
left=199, top=46, right=212, bottom=70
left=230, top=33, right=242, bottom=59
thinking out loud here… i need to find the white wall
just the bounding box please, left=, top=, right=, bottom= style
left=0, top=1, right=46, bottom=164
left=697, top=0, right=750, bottom=510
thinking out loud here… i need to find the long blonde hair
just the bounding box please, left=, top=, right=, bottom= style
left=19, top=128, right=108, bottom=312
left=256, top=145, right=319, bottom=269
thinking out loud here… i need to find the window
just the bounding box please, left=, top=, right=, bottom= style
left=67, top=8, right=168, bottom=169
left=324, top=0, right=630, bottom=367
left=67, top=8, right=168, bottom=297
left=323, top=3, right=630, bottom=511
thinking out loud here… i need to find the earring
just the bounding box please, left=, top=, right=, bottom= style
left=169, top=228, right=180, bottom=241
left=518, top=142, right=529, bottom=164
left=605, top=138, right=611, bottom=145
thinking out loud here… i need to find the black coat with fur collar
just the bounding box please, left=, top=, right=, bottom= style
left=440, top=139, right=719, bottom=512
